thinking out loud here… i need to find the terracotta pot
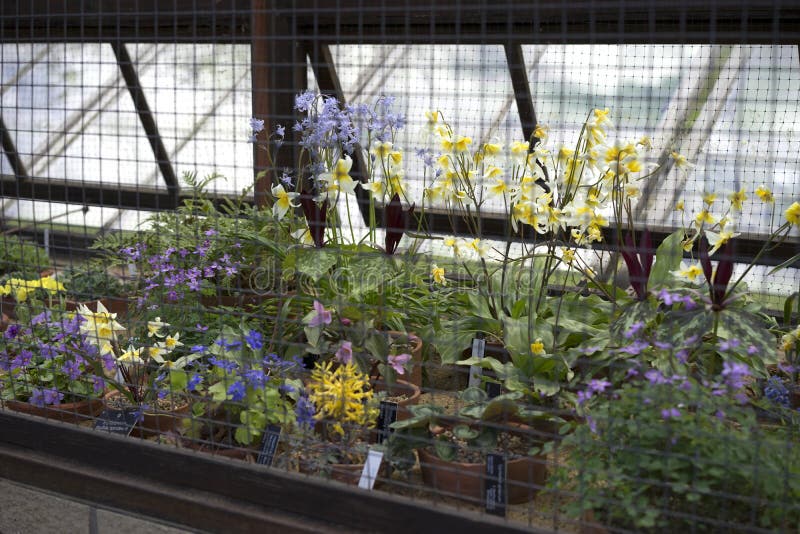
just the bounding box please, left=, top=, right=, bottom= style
left=0, top=296, right=15, bottom=320
left=5, top=396, right=104, bottom=425
left=0, top=313, right=9, bottom=332
left=370, top=378, right=421, bottom=421
left=104, top=390, right=190, bottom=438
left=299, top=453, right=386, bottom=486
left=386, top=330, right=423, bottom=388
left=417, top=423, right=548, bottom=505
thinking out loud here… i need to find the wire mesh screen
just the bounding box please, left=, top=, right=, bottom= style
left=1, top=1, right=800, bottom=532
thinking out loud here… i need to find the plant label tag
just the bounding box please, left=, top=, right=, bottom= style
left=376, top=400, right=398, bottom=444
left=256, top=424, right=282, bottom=466
left=357, top=448, right=384, bottom=490
left=93, top=408, right=136, bottom=436
left=485, top=381, right=502, bottom=398
left=484, top=452, right=507, bottom=517
left=468, top=337, right=486, bottom=388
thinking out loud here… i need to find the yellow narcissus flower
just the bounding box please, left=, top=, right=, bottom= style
left=673, top=261, right=704, bottom=281
left=424, top=110, right=440, bottom=129
left=487, top=177, right=509, bottom=197
left=292, top=228, right=314, bottom=246
left=694, top=209, right=717, bottom=227
left=637, top=136, right=653, bottom=150
left=561, top=248, right=575, bottom=265
left=675, top=200, right=685, bottom=212
left=702, top=192, right=717, bottom=206
left=431, top=264, right=446, bottom=285
left=533, top=124, right=549, bottom=141
left=322, top=156, right=357, bottom=196
left=39, top=276, right=66, bottom=293
left=469, top=238, right=490, bottom=258
left=510, top=141, right=529, bottom=161
left=271, top=184, right=299, bottom=220
left=441, top=135, right=472, bottom=153
left=706, top=229, right=740, bottom=255
left=786, top=201, right=800, bottom=226
left=160, top=332, right=183, bottom=351
left=483, top=142, right=503, bottom=157
left=147, top=317, right=169, bottom=337
left=755, top=185, right=774, bottom=203
left=671, top=151, right=694, bottom=171
left=388, top=150, right=403, bottom=166
left=118, top=346, right=144, bottom=364
left=364, top=180, right=386, bottom=197
left=370, top=140, right=393, bottom=160
left=78, top=301, right=126, bottom=347
left=530, top=339, right=546, bottom=356
left=729, top=187, right=747, bottom=211
left=558, top=145, right=575, bottom=164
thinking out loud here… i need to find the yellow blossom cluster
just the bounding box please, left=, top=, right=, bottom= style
left=781, top=326, right=800, bottom=353
left=0, top=276, right=65, bottom=303
left=306, top=361, right=379, bottom=436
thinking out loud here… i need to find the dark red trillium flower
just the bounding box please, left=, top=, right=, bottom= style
left=698, top=235, right=735, bottom=310
left=299, top=190, right=328, bottom=248
left=384, top=193, right=415, bottom=255
left=620, top=229, right=654, bottom=301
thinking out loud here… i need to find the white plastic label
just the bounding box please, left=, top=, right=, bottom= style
left=357, top=448, right=384, bottom=490
left=468, top=337, right=486, bottom=387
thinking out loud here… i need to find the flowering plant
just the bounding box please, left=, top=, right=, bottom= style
left=181, top=326, right=304, bottom=447
left=0, top=275, right=66, bottom=321
left=76, top=302, right=196, bottom=409
left=0, top=310, right=106, bottom=407
left=551, top=360, right=800, bottom=530
left=302, top=299, right=415, bottom=383
left=301, top=360, right=380, bottom=464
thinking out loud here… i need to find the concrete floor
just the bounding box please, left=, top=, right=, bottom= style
left=0, top=478, right=194, bottom=534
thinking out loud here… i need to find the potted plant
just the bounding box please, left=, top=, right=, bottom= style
left=283, top=359, right=383, bottom=485
left=180, top=326, right=304, bottom=456
left=388, top=386, right=550, bottom=504
left=59, top=262, right=132, bottom=317
left=0, top=273, right=66, bottom=321
left=0, top=309, right=106, bottom=423
left=551, top=357, right=800, bottom=531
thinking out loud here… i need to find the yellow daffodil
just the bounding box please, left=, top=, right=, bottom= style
left=487, top=177, right=509, bottom=197
left=673, top=261, right=704, bottom=281
left=533, top=124, right=549, bottom=141
left=729, top=187, right=747, bottom=211
left=371, top=140, right=393, bottom=159
left=147, top=317, right=168, bottom=337
left=561, top=248, right=575, bottom=264
left=755, top=185, right=774, bottom=203
left=637, top=136, right=653, bottom=150
left=431, top=264, right=446, bottom=285
left=510, top=141, right=530, bottom=161
left=694, top=209, right=717, bottom=227
left=271, top=184, right=299, bottom=220
left=671, top=151, right=694, bottom=171
left=675, top=200, right=685, bottom=212
left=160, top=332, right=183, bottom=351
left=118, top=346, right=144, bottom=364
left=469, top=238, right=490, bottom=258
left=702, top=192, right=717, bottom=206
left=320, top=156, right=357, bottom=196
left=706, top=229, right=740, bottom=255
left=786, top=201, right=800, bottom=226
left=483, top=142, right=503, bottom=157
left=530, top=339, right=546, bottom=356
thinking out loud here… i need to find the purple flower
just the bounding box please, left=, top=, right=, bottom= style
left=644, top=369, right=669, bottom=385
left=196, top=323, right=209, bottom=332
left=586, top=415, right=597, bottom=434
left=587, top=379, right=611, bottom=394
left=721, top=361, right=750, bottom=390
left=388, top=353, right=412, bottom=375
left=204, top=228, right=218, bottom=237
left=657, top=289, right=680, bottom=306
left=101, top=352, right=116, bottom=372
left=623, top=321, right=645, bottom=339
left=617, top=339, right=650, bottom=355
left=250, top=117, right=265, bottom=133
left=62, top=360, right=82, bottom=380
left=92, top=376, right=106, bottom=394
left=294, top=90, right=316, bottom=112
left=39, top=343, right=60, bottom=360
left=718, top=338, right=741, bottom=351
left=187, top=374, right=202, bottom=392
left=308, top=300, right=332, bottom=328
left=675, top=349, right=689, bottom=364
left=191, top=345, right=207, bottom=354
left=653, top=341, right=672, bottom=350
left=4, top=324, right=20, bottom=340
left=11, top=350, right=34, bottom=370
left=227, top=381, right=246, bottom=402
left=278, top=383, right=296, bottom=395
left=335, top=341, right=353, bottom=364
left=209, top=357, right=239, bottom=372
left=577, top=390, right=593, bottom=405
left=244, top=330, right=264, bottom=350
left=680, top=295, right=698, bottom=310
left=30, top=387, right=64, bottom=407
left=661, top=407, right=681, bottom=419
left=747, top=345, right=759, bottom=355
left=215, top=338, right=243, bottom=351
left=243, top=369, right=268, bottom=389
left=294, top=395, right=316, bottom=428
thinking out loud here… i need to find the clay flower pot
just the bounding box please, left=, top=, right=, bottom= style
left=417, top=423, right=548, bottom=505
left=104, top=390, right=190, bottom=438
left=370, top=378, right=421, bottom=421
left=181, top=439, right=260, bottom=461
left=5, top=396, right=104, bottom=425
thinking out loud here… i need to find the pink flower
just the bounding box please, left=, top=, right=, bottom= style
left=335, top=341, right=353, bottom=364
left=387, top=353, right=412, bottom=375
left=307, top=300, right=332, bottom=328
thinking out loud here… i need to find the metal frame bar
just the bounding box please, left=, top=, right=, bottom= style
left=0, top=114, right=28, bottom=179
left=111, top=41, right=179, bottom=209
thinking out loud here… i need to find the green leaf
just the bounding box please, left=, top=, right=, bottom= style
left=611, top=300, right=656, bottom=342
left=169, top=369, right=188, bottom=392
left=785, top=292, right=799, bottom=327
left=348, top=252, right=396, bottom=296
left=502, top=315, right=552, bottom=356
left=286, top=247, right=338, bottom=282
left=480, top=394, right=521, bottom=421
left=458, top=386, right=488, bottom=404
left=434, top=438, right=457, bottom=461
left=208, top=381, right=228, bottom=402
left=768, top=253, right=800, bottom=275
left=453, top=424, right=480, bottom=440
left=648, top=229, right=685, bottom=289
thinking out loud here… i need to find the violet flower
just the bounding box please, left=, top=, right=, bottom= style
left=308, top=300, right=332, bottom=328
left=387, top=353, right=412, bottom=375
left=335, top=341, right=353, bottom=364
